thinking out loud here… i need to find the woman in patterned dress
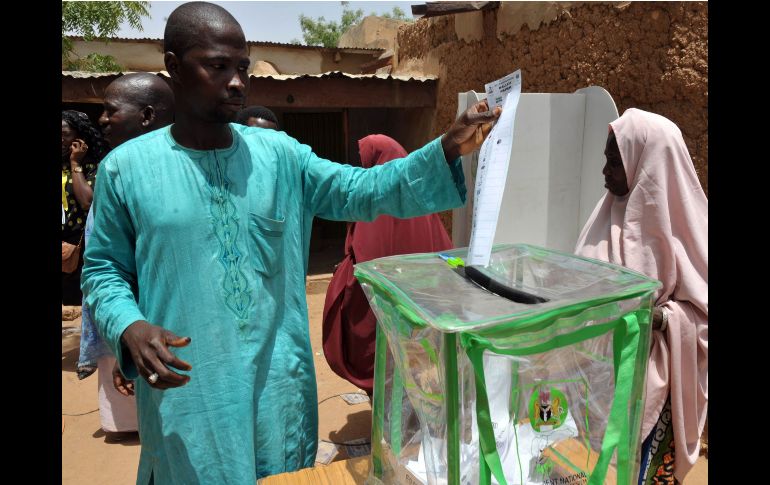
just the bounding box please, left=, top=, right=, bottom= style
left=61, top=110, right=108, bottom=305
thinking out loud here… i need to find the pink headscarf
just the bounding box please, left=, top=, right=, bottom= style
left=575, top=109, right=707, bottom=481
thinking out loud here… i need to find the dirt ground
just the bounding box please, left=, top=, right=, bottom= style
left=62, top=275, right=706, bottom=484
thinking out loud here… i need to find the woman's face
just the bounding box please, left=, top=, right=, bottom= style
left=62, top=120, right=77, bottom=159
left=602, top=130, right=629, bottom=196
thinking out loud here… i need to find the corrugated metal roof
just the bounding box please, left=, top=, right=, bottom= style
left=62, top=71, right=130, bottom=79
left=62, top=70, right=438, bottom=82
left=249, top=41, right=382, bottom=54
left=250, top=71, right=437, bottom=82
left=65, top=36, right=384, bottom=53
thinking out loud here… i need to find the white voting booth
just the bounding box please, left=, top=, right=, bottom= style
left=452, top=87, right=619, bottom=252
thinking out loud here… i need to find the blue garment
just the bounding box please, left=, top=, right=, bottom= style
left=77, top=209, right=111, bottom=379
left=82, top=124, right=465, bottom=484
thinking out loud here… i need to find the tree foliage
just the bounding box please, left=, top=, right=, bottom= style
left=62, top=1, right=150, bottom=72
left=381, top=6, right=409, bottom=20
left=299, top=3, right=363, bottom=48
left=298, top=2, right=412, bottom=48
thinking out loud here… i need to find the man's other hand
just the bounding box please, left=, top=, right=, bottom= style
left=120, top=320, right=193, bottom=390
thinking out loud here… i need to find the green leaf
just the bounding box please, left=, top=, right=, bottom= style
left=62, top=1, right=150, bottom=71
left=297, top=3, right=364, bottom=47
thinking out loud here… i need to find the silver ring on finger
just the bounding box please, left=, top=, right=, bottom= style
left=148, top=372, right=159, bottom=384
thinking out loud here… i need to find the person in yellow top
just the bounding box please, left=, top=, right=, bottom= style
left=61, top=110, right=108, bottom=305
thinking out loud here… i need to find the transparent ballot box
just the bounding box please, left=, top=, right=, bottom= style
left=354, top=244, right=661, bottom=485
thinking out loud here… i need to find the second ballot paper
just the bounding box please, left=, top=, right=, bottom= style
left=467, top=70, right=523, bottom=268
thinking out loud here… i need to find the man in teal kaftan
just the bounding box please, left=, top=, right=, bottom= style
left=81, top=2, right=500, bottom=483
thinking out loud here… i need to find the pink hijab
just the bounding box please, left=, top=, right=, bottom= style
left=575, top=109, right=707, bottom=481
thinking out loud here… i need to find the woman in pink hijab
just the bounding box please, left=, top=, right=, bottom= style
left=322, top=134, right=454, bottom=396
left=575, top=109, right=707, bottom=484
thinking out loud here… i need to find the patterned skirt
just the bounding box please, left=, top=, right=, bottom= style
left=638, top=398, right=677, bottom=485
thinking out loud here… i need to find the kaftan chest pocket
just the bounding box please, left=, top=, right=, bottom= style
left=247, top=212, right=285, bottom=278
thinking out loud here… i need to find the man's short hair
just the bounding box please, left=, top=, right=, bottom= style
left=236, top=106, right=279, bottom=128
left=163, top=1, right=242, bottom=58
left=111, top=73, right=175, bottom=115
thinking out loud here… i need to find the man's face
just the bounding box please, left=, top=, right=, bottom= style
left=602, top=131, right=629, bottom=196
left=173, top=25, right=250, bottom=123
left=246, top=117, right=278, bottom=130
left=99, top=85, right=145, bottom=148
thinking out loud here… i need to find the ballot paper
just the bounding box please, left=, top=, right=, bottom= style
left=315, top=440, right=340, bottom=465
left=404, top=413, right=579, bottom=485
left=340, top=392, right=370, bottom=405
left=467, top=70, right=522, bottom=267
left=484, top=71, right=520, bottom=111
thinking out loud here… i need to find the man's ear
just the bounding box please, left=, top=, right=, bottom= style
left=165, top=52, right=181, bottom=84
left=141, top=106, right=157, bottom=127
